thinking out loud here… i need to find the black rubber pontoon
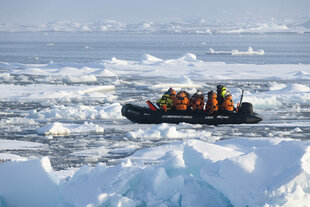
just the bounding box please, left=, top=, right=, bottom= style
left=121, top=102, right=262, bottom=125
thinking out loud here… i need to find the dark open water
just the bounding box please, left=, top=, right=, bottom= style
left=0, top=32, right=310, bottom=64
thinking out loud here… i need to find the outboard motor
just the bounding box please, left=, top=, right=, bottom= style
left=238, top=102, right=253, bottom=114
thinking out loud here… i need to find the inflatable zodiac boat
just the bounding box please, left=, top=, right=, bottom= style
left=121, top=102, right=262, bottom=125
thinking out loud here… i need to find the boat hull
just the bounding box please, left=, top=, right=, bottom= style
left=121, top=102, right=262, bottom=125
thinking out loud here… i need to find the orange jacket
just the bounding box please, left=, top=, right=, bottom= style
left=221, top=95, right=234, bottom=111
left=174, top=91, right=189, bottom=110
left=190, top=97, right=204, bottom=111
left=206, top=93, right=219, bottom=113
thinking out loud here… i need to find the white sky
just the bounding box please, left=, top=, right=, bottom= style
left=0, top=0, right=309, bottom=24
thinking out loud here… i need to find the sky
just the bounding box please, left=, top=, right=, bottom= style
left=0, top=0, right=310, bottom=24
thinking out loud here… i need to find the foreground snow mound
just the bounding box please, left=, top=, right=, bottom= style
left=0, top=157, right=59, bottom=207
left=201, top=138, right=310, bottom=206
left=0, top=138, right=309, bottom=207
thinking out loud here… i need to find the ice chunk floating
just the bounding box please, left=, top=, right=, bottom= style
left=208, top=47, right=264, bottom=55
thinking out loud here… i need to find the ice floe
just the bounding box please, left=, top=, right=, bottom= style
left=0, top=140, right=47, bottom=162
left=0, top=73, right=12, bottom=81
left=220, top=23, right=290, bottom=34
left=140, top=54, right=163, bottom=65
left=0, top=138, right=309, bottom=206
left=1, top=54, right=310, bottom=80
left=10, top=66, right=117, bottom=78
left=208, top=47, right=264, bottom=55
left=164, top=53, right=202, bottom=65
left=63, top=75, right=98, bottom=83
left=0, top=139, right=47, bottom=151
left=126, top=123, right=219, bottom=142
left=0, top=84, right=115, bottom=102
left=243, top=83, right=310, bottom=110
left=0, top=117, right=37, bottom=126
left=37, top=122, right=104, bottom=136
left=109, top=57, right=128, bottom=65
left=0, top=153, right=27, bottom=162
left=29, top=103, right=123, bottom=121
left=91, top=68, right=117, bottom=77
left=149, top=76, right=201, bottom=92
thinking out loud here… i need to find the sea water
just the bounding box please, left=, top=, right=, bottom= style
left=1, top=32, right=310, bottom=64
left=0, top=32, right=310, bottom=170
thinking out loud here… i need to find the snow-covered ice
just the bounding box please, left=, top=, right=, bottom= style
left=37, top=122, right=104, bottom=136
left=126, top=123, right=219, bottom=143
left=0, top=84, right=115, bottom=102
left=0, top=139, right=47, bottom=162
left=0, top=139, right=47, bottom=151
left=0, top=138, right=310, bottom=206
left=28, top=103, right=123, bottom=121
left=1, top=54, right=309, bottom=80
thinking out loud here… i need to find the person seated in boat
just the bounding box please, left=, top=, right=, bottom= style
left=174, top=90, right=190, bottom=111
left=167, top=87, right=176, bottom=102
left=156, top=88, right=175, bottom=111
left=184, top=91, right=190, bottom=99
left=190, top=90, right=204, bottom=112
left=205, top=90, right=219, bottom=114
left=216, top=85, right=227, bottom=106
left=220, top=91, right=235, bottom=112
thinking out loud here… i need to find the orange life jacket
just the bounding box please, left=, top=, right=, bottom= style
left=221, top=94, right=234, bottom=111
left=206, top=93, right=219, bottom=113
left=174, top=91, right=189, bottom=110
left=190, top=96, right=204, bottom=111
